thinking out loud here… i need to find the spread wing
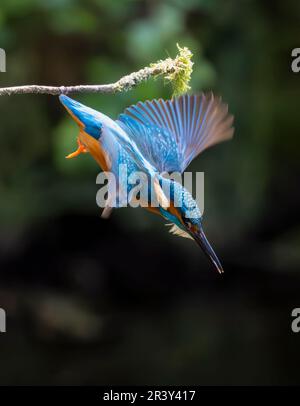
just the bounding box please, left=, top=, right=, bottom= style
left=117, top=93, right=234, bottom=173
left=116, top=115, right=181, bottom=173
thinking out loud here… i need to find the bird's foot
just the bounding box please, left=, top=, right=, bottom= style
left=66, top=137, right=88, bottom=159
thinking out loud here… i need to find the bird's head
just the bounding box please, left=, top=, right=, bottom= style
left=160, top=178, right=224, bottom=274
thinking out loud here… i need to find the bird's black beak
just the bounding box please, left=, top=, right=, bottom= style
left=192, top=227, right=224, bottom=274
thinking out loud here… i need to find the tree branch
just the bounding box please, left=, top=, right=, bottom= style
left=0, top=45, right=193, bottom=97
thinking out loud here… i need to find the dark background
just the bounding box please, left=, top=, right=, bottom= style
left=0, top=0, right=299, bottom=385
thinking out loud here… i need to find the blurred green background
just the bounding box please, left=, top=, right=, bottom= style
left=0, top=0, right=300, bottom=385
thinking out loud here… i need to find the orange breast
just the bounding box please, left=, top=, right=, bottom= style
left=79, top=130, right=111, bottom=172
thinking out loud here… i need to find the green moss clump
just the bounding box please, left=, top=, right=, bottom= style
left=167, top=44, right=193, bottom=97
left=151, top=44, right=193, bottom=97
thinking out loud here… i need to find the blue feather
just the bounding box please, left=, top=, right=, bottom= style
left=119, top=94, right=234, bottom=173
left=59, top=95, right=102, bottom=140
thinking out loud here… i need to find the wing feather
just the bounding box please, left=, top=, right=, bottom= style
left=119, top=93, right=234, bottom=173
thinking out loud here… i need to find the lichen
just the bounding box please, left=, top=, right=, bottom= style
left=150, top=44, right=193, bottom=97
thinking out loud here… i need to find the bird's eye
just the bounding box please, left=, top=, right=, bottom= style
left=185, top=220, right=192, bottom=228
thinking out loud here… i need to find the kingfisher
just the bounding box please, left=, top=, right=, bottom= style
left=59, top=93, right=234, bottom=273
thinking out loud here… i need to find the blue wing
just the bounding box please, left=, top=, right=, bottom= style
left=117, top=93, right=234, bottom=173
left=116, top=115, right=181, bottom=173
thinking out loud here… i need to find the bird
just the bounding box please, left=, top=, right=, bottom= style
left=59, top=93, right=234, bottom=273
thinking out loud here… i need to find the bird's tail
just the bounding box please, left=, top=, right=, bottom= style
left=59, top=95, right=102, bottom=140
